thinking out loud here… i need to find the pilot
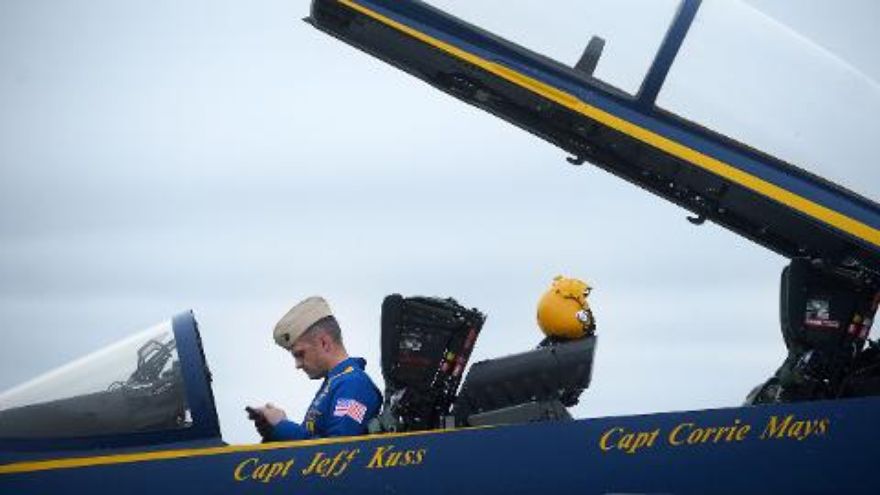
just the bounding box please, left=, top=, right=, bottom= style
left=536, top=275, right=596, bottom=343
left=248, top=296, right=382, bottom=441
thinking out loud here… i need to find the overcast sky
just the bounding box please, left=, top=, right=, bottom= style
left=1, top=0, right=878, bottom=445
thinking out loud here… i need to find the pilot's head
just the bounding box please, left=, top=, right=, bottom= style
left=274, top=296, right=347, bottom=379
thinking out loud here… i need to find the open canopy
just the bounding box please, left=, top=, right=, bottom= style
left=426, top=0, right=880, bottom=200
left=307, top=0, right=880, bottom=279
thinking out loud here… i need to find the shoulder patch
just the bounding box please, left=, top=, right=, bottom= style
left=333, top=398, right=367, bottom=423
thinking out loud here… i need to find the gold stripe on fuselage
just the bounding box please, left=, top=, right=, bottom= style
left=0, top=426, right=477, bottom=475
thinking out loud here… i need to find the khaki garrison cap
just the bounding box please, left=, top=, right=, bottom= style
left=273, top=296, right=333, bottom=349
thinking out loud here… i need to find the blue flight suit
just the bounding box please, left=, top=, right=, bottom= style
left=270, top=357, right=382, bottom=440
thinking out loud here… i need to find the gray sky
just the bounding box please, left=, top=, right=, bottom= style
left=1, top=0, right=877, bottom=445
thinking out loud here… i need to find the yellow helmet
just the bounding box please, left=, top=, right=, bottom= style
left=537, top=275, right=595, bottom=340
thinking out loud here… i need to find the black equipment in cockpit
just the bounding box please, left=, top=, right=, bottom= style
left=370, top=294, right=485, bottom=433
left=452, top=336, right=596, bottom=427
left=747, top=258, right=880, bottom=404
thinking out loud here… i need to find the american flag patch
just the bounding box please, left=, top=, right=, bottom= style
left=333, top=398, right=367, bottom=424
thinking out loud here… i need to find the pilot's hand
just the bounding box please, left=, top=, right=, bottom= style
left=258, top=403, right=287, bottom=426
left=245, top=406, right=274, bottom=440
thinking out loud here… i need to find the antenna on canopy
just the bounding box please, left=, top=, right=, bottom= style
left=574, top=36, right=606, bottom=77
